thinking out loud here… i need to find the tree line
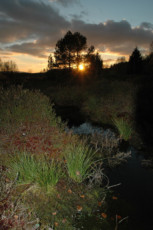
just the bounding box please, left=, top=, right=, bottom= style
left=0, top=30, right=153, bottom=75
left=111, top=44, right=153, bottom=75
left=48, top=30, right=153, bottom=75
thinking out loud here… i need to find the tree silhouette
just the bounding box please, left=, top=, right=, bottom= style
left=85, top=46, right=103, bottom=73
left=0, top=59, right=18, bottom=72
left=147, top=41, right=153, bottom=74
left=73, top=32, right=87, bottom=68
left=0, top=58, right=2, bottom=70
left=128, top=47, right=143, bottom=74
left=48, top=31, right=103, bottom=72
left=150, top=40, right=153, bottom=54
left=54, top=31, right=87, bottom=69
left=144, top=53, right=153, bottom=74
left=48, top=54, right=54, bottom=70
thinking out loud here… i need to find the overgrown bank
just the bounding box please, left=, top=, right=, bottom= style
left=0, top=86, right=130, bottom=229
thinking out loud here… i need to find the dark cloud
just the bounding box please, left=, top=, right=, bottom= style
left=52, top=0, right=80, bottom=7
left=0, top=0, right=153, bottom=58
left=71, top=19, right=153, bottom=55
left=0, top=0, right=68, bottom=25
left=140, top=22, right=153, bottom=30
left=7, top=42, right=48, bottom=58
left=0, top=0, right=70, bottom=47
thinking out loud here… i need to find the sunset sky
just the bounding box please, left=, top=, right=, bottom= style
left=0, top=0, right=153, bottom=72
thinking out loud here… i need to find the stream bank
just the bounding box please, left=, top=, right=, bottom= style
left=54, top=105, right=153, bottom=229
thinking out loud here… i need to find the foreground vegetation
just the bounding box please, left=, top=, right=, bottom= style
left=0, top=86, right=130, bottom=229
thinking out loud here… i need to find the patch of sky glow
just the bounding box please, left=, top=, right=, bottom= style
left=100, top=51, right=128, bottom=60
left=99, top=51, right=129, bottom=67
left=2, top=53, right=47, bottom=73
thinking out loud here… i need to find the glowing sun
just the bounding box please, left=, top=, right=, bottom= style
left=79, top=64, right=84, bottom=71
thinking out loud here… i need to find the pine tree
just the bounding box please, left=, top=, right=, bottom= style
left=128, top=47, right=143, bottom=74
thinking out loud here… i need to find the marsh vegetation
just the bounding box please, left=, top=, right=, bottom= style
left=1, top=43, right=153, bottom=229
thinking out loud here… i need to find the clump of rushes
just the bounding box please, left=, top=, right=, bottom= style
left=8, top=152, right=62, bottom=191
left=37, top=159, right=62, bottom=191
left=113, top=117, right=132, bottom=141
left=64, top=141, right=95, bottom=183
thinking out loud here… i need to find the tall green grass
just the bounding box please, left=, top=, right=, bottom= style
left=64, top=141, right=95, bottom=183
left=8, top=152, right=62, bottom=191
left=37, top=159, right=62, bottom=191
left=113, top=117, right=132, bottom=141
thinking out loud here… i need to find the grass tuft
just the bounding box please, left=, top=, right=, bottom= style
left=8, top=152, right=62, bottom=191
left=113, top=117, right=132, bottom=141
left=64, top=141, right=95, bottom=183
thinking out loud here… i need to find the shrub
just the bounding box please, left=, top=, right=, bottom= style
left=113, top=117, right=132, bottom=141
left=64, top=141, right=95, bottom=183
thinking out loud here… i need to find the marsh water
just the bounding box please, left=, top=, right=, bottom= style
left=55, top=106, right=153, bottom=229
left=107, top=150, right=153, bottom=230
